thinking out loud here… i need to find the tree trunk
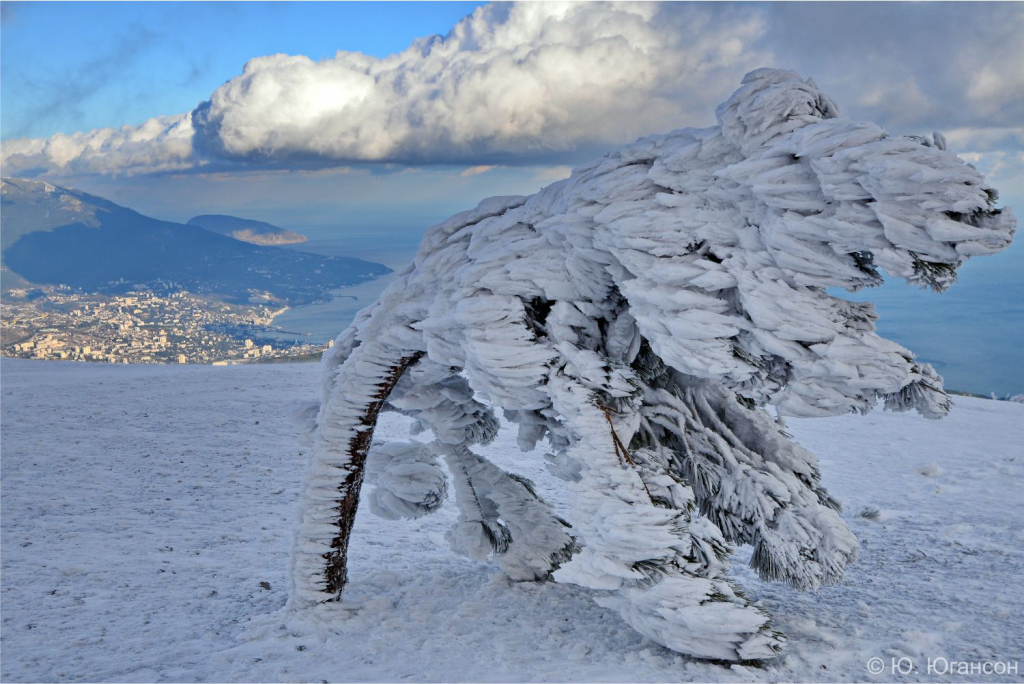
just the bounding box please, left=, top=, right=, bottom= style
left=290, top=344, right=422, bottom=608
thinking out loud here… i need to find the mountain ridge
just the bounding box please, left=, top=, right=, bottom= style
left=0, top=178, right=389, bottom=305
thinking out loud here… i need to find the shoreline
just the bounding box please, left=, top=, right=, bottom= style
left=263, top=272, right=401, bottom=345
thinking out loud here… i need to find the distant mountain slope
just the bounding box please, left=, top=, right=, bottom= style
left=0, top=178, right=389, bottom=305
left=187, top=214, right=307, bottom=246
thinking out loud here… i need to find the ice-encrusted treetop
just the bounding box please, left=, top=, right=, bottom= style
left=333, top=67, right=1015, bottom=420
left=296, top=69, right=1015, bottom=663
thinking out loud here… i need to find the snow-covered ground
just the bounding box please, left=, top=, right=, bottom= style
left=2, top=358, right=1022, bottom=682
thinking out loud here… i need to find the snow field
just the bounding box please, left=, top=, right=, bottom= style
left=2, top=358, right=1022, bottom=681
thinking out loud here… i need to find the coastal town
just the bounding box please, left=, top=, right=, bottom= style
left=1, top=285, right=330, bottom=365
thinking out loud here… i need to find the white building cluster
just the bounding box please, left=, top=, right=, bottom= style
left=2, top=286, right=320, bottom=364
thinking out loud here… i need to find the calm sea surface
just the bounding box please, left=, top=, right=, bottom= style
left=267, top=224, right=423, bottom=345
left=278, top=223, right=1023, bottom=397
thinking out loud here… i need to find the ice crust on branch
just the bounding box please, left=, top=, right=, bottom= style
left=291, top=68, right=1015, bottom=662
left=365, top=441, right=447, bottom=520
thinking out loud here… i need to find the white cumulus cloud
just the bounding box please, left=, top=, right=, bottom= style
left=188, top=2, right=764, bottom=164
left=2, top=114, right=195, bottom=177
left=2, top=2, right=765, bottom=177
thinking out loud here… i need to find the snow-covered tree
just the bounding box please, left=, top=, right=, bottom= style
left=288, top=69, right=1015, bottom=661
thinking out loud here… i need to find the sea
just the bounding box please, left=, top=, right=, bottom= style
left=272, top=223, right=1023, bottom=398
left=265, top=224, right=422, bottom=345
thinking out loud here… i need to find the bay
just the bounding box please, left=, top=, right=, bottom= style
left=267, top=223, right=424, bottom=344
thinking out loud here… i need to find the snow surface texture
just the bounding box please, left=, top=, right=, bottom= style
left=293, top=69, right=1016, bottom=660
left=2, top=359, right=1023, bottom=682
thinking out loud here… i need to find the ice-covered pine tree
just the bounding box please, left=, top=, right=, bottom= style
left=288, top=69, right=1015, bottom=661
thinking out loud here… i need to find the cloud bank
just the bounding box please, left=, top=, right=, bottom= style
left=2, top=114, right=195, bottom=176
left=2, top=2, right=1022, bottom=182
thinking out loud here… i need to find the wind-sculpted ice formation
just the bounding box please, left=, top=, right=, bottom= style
left=289, top=69, right=1015, bottom=661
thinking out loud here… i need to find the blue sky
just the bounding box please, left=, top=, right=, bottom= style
left=1, top=1, right=486, bottom=140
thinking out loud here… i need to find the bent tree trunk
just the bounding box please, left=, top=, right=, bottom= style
left=290, top=342, right=422, bottom=608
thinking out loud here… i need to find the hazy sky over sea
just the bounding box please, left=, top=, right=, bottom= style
left=1, top=1, right=1021, bottom=394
